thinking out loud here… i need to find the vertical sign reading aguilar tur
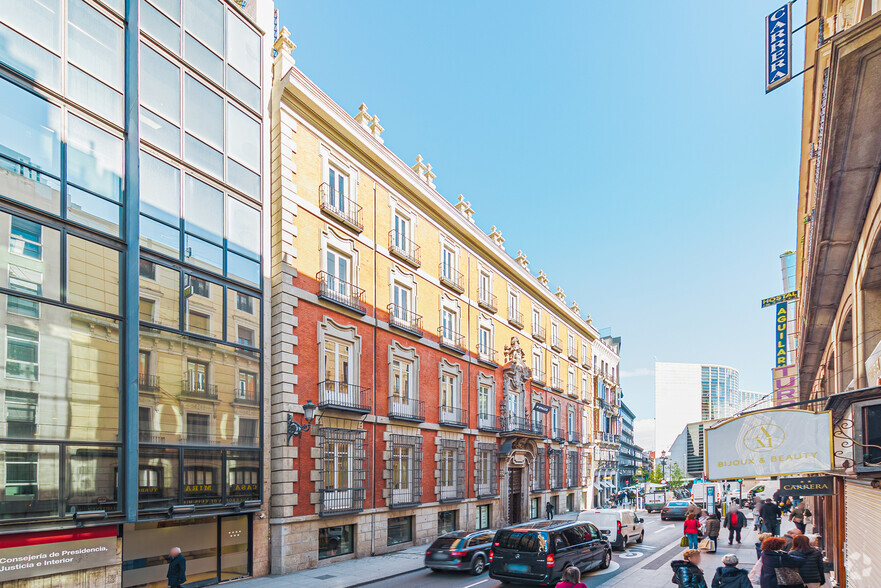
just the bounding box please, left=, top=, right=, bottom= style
left=766, top=3, right=792, bottom=93
left=776, top=302, right=788, bottom=367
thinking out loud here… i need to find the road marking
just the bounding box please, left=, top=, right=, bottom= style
left=653, top=527, right=671, bottom=533
left=583, top=561, right=620, bottom=576
left=618, top=551, right=644, bottom=559
left=463, top=580, right=488, bottom=588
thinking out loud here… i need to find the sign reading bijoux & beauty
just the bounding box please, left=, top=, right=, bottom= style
left=704, top=409, right=833, bottom=480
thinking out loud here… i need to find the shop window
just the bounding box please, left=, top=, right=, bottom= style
left=65, top=446, right=119, bottom=514
left=137, top=447, right=177, bottom=509
left=437, top=510, right=457, bottom=535
left=530, top=497, right=539, bottom=520
left=319, top=524, right=354, bottom=559
left=183, top=456, right=220, bottom=506
left=387, top=516, right=413, bottom=546
left=227, top=451, right=259, bottom=502
left=477, top=505, right=491, bottom=530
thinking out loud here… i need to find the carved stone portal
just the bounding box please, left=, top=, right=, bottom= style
left=499, top=337, right=537, bottom=525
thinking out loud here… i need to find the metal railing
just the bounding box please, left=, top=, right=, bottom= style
left=180, top=381, right=218, bottom=399
left=532, top=323, right=546, bottom=342
left=439, top=406, right=468, bottom=427
left=319, top=182, right=363, bottom=232
left=234, top=393, right=259, bottom=406
left=501, top=415, right=544, bottom=436
left=477, top=412, right=501, bottom=432
left=437, top=327, right=465, bottom=353
left=568, top=430, right=581, bottom=444
left=508, top=307, right=524, bottom=329
left=550, top=337, right=562, bottom=352
left=568, top=349, right=578, bottom=362
left=478, top=344, right=497, bottom=364
left=387, top=303, right=423, bottom=336
left=318, top=380, right=372, bottom=413
left=388, top=230, right=421, bottom=267
left=139, top=374, right=160, bottom=391
left=478, top=289, right=497, bottom=313
left=317, top=271, right=367, bottom=314
left=551, top=427, right=566, bottom=442
left=388, top=396, right=425, bottom=422
left=532, top=368, right=546, bottom=386
left=439, top=263, right=464, bottom=292
left=595, top=432, right=619, bottom=444
left=550, top=377, right=564, bottom=391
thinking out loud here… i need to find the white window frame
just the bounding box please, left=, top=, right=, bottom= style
left=388, top=341, right=420, bottom=417
left=324, top=439, right=354, bottom=509
left=568, top=368, right=576, bottom=395
left=508, top=289, right=520, bottom=315
left=320, top=144, right=358, bottom=209
left=478, top=267, right=492, bottom=303
left=321, top=225, right=360, bottom=288
left=318, top=318, right=362, bottom=392
left=440, top=296, right=460, bottom=343
left=5, top=325, right=39, bottom=382
left=391, top=444, right=413, bottom=501
left=438, top=359, right=462, bottom=418
left=477, top=372, right=496, bottom=428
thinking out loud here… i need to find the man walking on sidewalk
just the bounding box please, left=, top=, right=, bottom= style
left=759, top=498, right=781, bottom=536
left=723, top=506, right=747, bottom=545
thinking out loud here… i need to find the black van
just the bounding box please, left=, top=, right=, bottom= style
left=488, top=520, right=612, bottom=586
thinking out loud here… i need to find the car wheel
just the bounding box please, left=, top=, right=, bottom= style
left=661, top=516, right=667, bottom=521
left=599, top=549, right=611, bottom=569
left=637, top=531, right=644, bottom=544
left=470, top=554, right=486, bottom=575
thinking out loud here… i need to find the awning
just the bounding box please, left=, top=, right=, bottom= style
left=499, top=440, right=515, bottom=455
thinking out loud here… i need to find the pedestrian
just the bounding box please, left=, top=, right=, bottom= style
left=699, top=509, right=709, bottom=534
left=783, top=497, right=793, bottom=514
left=166, top=547, right=186, bottom=588
left=782, top=528, right=802, bottom=551
left=752, top=501, right=763, bottom=531
left=789, top=534, right=826, bottom=587
left=705, top=513, right=721, bottom=552
left=546, top=501, right=554, bottom=520
left=723, top=506, right=747, bottom=545
left=789, top=502, right=810, bottom=533
left=710, top=553, right=751, bottom=588
left=555, top=566, right=588, bottom=588
left=671, top=549, right=708, bottom=588
left=759, top=537, right=804, bottom=588
left=754, top=533, right=772, bottom=560
left=759, top=498, right=781, bottom=536
left=684, top=513, right=701, bottom=550
left=686, top=502, right=702, bottom=519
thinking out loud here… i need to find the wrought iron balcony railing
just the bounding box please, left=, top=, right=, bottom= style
left=180, top=381, right=218, bottom=399
left=478, top=289, right=497, bottom=313
left=318, top=380, right=371, bottom=413
left=317, top=271, right=367, bottom=314
left=508, top=307, right=524, bottom=329
left=388, top=230, right=421, bottom=267
left=568, top=430, right=581, bottom=444
left=532, top=368, right=546, bottom=386
left=501, top=415, right=544, bottom=437
left=477, top=412, right=502, bottom=432
left=439, top=406, right=468, bottom=428
left=319, top=182, right=363, bottom=232
left=568, top=349, right=578, bottom=362
left=387, top=304, right=423, bottom=337
left=388, top=396, right=425, bottom=422
left=438, top=263, right=464, bottom=293
left=532, top=323, right=546, bottom=342
left=550, top=377, right=564, bottom=392
left=139, top=374, right=160, bottom=391
left=550, top=338, right=562, bottom=353
left=478, top=344, right=497, bottom=365
left=438, top=327, right=465, bottom=354
left=551, top=427, right=566, bottom=443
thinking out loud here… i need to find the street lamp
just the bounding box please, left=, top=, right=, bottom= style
left=287, top=400, right=317, bottom=444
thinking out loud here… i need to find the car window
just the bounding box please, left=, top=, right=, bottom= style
left=669, top=501, right=688, bottom=507
left=431, top=536, right=460, bottom=549
left=479, top=532, right=495, bottom=544
left=552, top=532, right=569, bottom=551
left=588, top=523, right=601, bottom=540
left=495, top=530, right=545, bottom=552
left=562, top=527, right=585, bottom=547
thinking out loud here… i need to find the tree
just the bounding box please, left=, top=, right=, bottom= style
left=649, top=465, right=664, bottom=484
left=669, top=463, right=685, bottom=488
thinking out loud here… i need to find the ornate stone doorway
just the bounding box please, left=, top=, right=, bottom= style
left=508, top=468, right=522, bottom=523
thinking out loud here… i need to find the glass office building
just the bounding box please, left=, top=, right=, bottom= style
left=0, top=0, right=270, bottom=585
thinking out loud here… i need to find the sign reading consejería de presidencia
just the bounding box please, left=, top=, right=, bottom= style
left=705, top=409, right=832, bottom=480
left=778, top=476, right=834, bottom=496
left=761, top=290, right=798, bottom=308
left=0, top=526, right=119, bottom=581
left=766, top=3, right=793, bottom=93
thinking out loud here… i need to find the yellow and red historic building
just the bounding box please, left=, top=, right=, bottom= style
left=266, top=30, right=622, bottom=572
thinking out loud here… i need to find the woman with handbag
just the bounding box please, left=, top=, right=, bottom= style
left=789, top=535, right=826, bottom=587
left=684, top=514, right=701, bottom=550
left=704, top=513, right=720, bottom=553
left=671, top=549, right=708, bottom=588
left=759, top=537, right=805, bottom=588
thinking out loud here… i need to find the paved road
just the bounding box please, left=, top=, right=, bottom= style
left=368, top=513, right=683, bottom=587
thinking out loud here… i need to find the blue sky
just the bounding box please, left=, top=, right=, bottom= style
left=278, top=1, right=804, bottom=423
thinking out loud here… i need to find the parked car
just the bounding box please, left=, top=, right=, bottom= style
left=424, top=530, right=495, bottom=575
left=488, top=520, right=612, bottom=586
left=660, top=500, right=696, bottom=521
left=645, top=490, right=668, bottom=513
left=576, top=509, right=644, bottom=550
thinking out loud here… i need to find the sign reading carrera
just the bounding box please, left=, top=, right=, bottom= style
left=704, top=409, right=833, bottom=480
left=778, top=475, right=834, bottom=496
left=765, top=3, right=793, bottom=93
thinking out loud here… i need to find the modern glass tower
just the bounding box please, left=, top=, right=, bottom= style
left=0, top=0, right=271, bottom=584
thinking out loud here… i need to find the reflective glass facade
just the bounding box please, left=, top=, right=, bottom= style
left=0, top=0, right=264, bottom=529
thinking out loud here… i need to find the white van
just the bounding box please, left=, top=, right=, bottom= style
left=576, top=509, right=644, bottom=551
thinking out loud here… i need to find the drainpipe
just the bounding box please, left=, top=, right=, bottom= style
left=371, top=179, right=377, bottom=556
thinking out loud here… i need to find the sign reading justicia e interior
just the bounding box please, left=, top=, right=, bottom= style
left=0, top=526, right=119, bottom=581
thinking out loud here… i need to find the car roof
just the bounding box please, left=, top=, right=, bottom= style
left=501, top=520, right=584, bottom=531
left=437, top=531, right=469, bottom=538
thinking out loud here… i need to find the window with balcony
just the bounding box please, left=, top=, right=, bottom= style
left=5, top=325, right=39, bottom=381
left=439, top=360, right=464, bottom=427
left=568, top=369, right=577, bottom=396
left=5, top=391, right=37, bottom=438
left=476, top=443, right=498, bottom=497
left=389, top=346, right=423, bottom=422
left=439, top=305, right=463, bottom=352
left=568, top=408, right=577, bottom=442
left=568, top=334, right=576, bottom=359
left=478, top=326, right=494, bottom=364
left=551, top=361, right=562, bottom=390
left=237, top=371, right=257, bottom=402
left=319, top=427, right=368, bottom=514
left=508, top=290, right=523, bottom=328
left=318, top=318, right=367, bottom=412
left=186, top=413, right=210, bottom=443
left=185, top=360, right=214, bottom=398
left=388, top=434, right=422, bottom=507
left=478, top=270, right=495, bottom=312
left=438, top=439, right=465, bottom=502
left=390, top=211, right=420, bottom=267
left=478, top=383, right=493, bottom=430
left=551, top=322, right=561, bottom=351
left=532, top=352, right=544, bottom=384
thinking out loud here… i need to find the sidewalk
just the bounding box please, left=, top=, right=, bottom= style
left=599, top=515, right=800, bottom=587
left=232, top=510, right=587, bottom=588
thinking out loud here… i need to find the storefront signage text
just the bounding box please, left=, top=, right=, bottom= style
left=766, top=3, right=793, bottom=93
left=0, top=527, right=118, bottom=582
left=778, top=475, right=834, bottom=496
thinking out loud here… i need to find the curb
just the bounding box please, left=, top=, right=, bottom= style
left=351, top=565, right=427, bottom=587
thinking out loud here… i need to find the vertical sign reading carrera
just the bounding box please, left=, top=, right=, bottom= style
left=766, top=3, right=792, bottom=92
left=776, top=302, right=788, bottom=366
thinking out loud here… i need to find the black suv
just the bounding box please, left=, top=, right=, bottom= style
left=488, top=521, right=612, bottom=586
left=424, top=530, right=495, bottom=575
